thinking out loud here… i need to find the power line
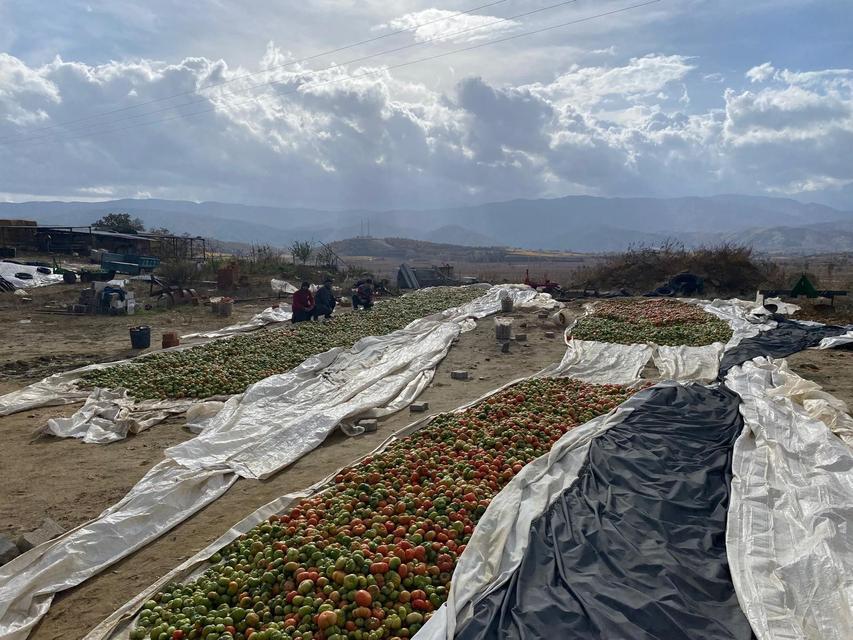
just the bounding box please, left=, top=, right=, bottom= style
left=0, top=0, right=513, bottom=141
left=7, top=0, right=661, bottom=149
left=4, top=0, right=582, bottom=145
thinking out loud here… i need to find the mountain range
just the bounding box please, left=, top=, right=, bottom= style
left=1, top=194, right=851, bottom=254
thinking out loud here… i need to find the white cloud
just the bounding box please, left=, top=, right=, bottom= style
left=0, top=49, right=851, bottom=209
left=746, top=62, right=775, bottom=83
left=377, top=8, right=519, bottom=44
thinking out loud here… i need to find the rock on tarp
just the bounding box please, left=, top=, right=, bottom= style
left=456, top=384, right=754, bottom=640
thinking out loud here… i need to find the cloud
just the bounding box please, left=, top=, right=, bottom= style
left=0, top=49, right=850, bottom=210
left=376, top=8, right=519, bottom=44
left=746, top=62, right=775, bottom=83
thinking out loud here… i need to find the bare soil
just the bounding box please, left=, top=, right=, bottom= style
left=1, top=305, right=572, bottom=640
left=0, top=282, right=276, bottom=392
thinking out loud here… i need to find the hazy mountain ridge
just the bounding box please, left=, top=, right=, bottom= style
left=1, top=195, right=850, bottom=254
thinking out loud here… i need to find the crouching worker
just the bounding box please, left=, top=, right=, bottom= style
left=291, top=281, right=315, bottom=323
left=313, top=278, right=337, bottom=320
left=351, top=278, right=374, bottom=310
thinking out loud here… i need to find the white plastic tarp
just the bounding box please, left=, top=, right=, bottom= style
left=0, top=286, right=554, bottom=639
left=0, top=460, right=236, bottom=640
left=270, top=278, right=297, bottom=294
left=0, top=262, right=64, bottom=289
left=816, top=329, right=853, bottom=350
left=181, top=304, right=292, bottom=340
left=555, top=339, right=653, bottom=385
left=724, top=357, right=853, bottom=640
left=652, top=342, right=725, bottom=383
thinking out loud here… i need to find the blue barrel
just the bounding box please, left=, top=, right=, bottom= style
left=129, top=325, right=151, bottom=349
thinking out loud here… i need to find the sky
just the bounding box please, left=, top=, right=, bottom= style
left=0, top=0, right=851, bottom=210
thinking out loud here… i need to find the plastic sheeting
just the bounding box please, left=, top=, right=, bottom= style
left=0, top=262, right=64, bottom=289
left=0, top=461, right=236, bottom=640
left=166, top=286, right=552, bottom=479
left=455, top=383, right=752, bottom=640
left=719, top=319, right=848, bottom=377
left=0, top=286, right=555, bottom=639
left=555, top=339, right=654, bottom=384
left=181, top=304, right=292, bottom=340
left=724, top=358, right=853, bottom=640
left=653, top=342, right=726, bottom=382
left=816, top=329, right=853, bottom=350
left=41, top=389, right=195, bottom=444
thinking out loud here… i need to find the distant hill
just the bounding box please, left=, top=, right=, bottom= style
left=1, top=194, right=850, bottom=254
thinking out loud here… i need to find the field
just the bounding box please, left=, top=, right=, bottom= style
left=1, top=244, right=852, bottom=640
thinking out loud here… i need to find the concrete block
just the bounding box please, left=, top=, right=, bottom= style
left=544, top=331, right=556, bottom=339
left=514, top=334, right=527, bottom=342
left=15, top=518, right=64, bottom=552
left=0, top=535, right=20, bottom=565
left=358, top=419, right=378, bottom=433
left=451, top=370, right=469, bottom=380
left=410, top=402, right=429, bottom=413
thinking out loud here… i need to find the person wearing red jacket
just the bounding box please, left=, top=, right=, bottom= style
left=291, top=281, right=315, bottom=323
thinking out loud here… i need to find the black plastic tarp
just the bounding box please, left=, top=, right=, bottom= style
left=718, top=318, right=848, bottom=377
left=456, top=384, right=754, bottom=640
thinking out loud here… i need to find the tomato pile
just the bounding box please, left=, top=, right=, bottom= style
left=570, top=299, right=731, bottom=346
left=82, top=287, right=483, bottom=400
left=132, top=377, right=638, bottom=640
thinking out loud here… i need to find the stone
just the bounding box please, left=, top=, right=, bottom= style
left=519, top=322, right=527, bottom=328
left=0, top=535, right=20, bottom=565
left=514, top=334, right=527, bottom=342
left=16, top=518, right=65, bottom=553
left=410, top=402, right=429, bottom=413
left=358, top=419, right=378, bottom=433
left=545, top=331, right=556, bottom=339
left=501, top=342, right=511, bottom=353
left=451, top=370, right=469, bottom=380
left=538, top=312, right=549, bottom=319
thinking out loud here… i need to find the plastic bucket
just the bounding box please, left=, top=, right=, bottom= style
left=129, top=325, right=151, bottom=349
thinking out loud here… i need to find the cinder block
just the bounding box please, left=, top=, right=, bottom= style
left=410, top=402, right=429, bottom=413
left=514, top=334, right=527, bottom=342
left=15, top=518, right=64, bottom=552
left=544, top=331, right=556, bottom=339
left=358, top=419, right=378, bottom=433
left=451, top=370, right=469, bottom=380
left=0, top=535, right=19, bottom=565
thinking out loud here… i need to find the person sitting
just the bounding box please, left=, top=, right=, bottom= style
left=291, top=281, right=315, bottom=323
left=351, top=278, right=374, bottom=310
left=313, top=278, right=337, bottom=320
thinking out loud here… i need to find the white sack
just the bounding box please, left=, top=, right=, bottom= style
left=724, top=358, right=853, bottom=640
left=0, top=461, right=236, bottom=640
left=270, top=279, right=297, bottom=294
left=0, top=262, right=64, bottom=289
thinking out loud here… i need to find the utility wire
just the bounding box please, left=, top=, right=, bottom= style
left=7, top=0, right=660, bottom=148
left=0, top=0, right=512, bottom=141
left=4, top=0, right=581, bottom=144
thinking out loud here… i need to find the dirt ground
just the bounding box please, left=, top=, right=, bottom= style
left=0, top=282, right=277, bottom=392
left=0, top=305, right=573, bottom=640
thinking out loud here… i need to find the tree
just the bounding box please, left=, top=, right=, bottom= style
left=290, top=240, right=312, bottom=265
left=148, top=226, right=172, bottom=236
left=314, top=244, right=339, bottom=271
left=92, top=213, right=144, bottom=233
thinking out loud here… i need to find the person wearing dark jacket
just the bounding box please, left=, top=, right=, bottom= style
left=314, top=279, right=337, bottom=320
left=352, top=278, right=374, bottom=310
left=291, top=281, right=315, bottom=323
